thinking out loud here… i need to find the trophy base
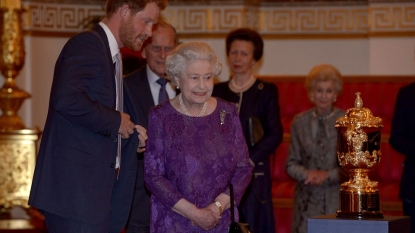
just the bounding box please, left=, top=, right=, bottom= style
left=336, top=210, right=384, bottom=219
left=336, top=190, right=383, bottom=219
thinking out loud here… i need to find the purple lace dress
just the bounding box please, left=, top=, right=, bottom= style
left=144, top=98, right=253, bottom=233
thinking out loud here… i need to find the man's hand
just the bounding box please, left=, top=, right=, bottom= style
left=118, top=112, right=135, bottom=139
left=135, top=125, right=148, bottom=153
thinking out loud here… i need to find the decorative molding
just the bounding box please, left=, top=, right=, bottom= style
left=258, top=6, right=369, bottom=34
left=21, top=1, right=415, bottom=38
left=23, top=2, right=104, bottom=36
left=162, top=6, right=260, bottom=33
left=370, top=4, right=415, bottom=32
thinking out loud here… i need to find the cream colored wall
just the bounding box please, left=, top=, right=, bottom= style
left=16, top=35, right=415, bottom=131
left=16, top=37, right=67, bottom=130
left=180, top=37, right=415, bottom=81
left=6, top=0, right=414, bottom=131
left=369, top=38, right=415, bottom=75
left=179, top=38, right=369, bottom=81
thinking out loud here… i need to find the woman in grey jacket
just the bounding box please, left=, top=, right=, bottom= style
left=286, top=64, right=347, bottom=233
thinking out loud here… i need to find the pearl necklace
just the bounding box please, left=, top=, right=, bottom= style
left=312, top=108, right=336, bottom=121
left=229, top=75, right=256, bottom=93
left=179, top=94, right=207, bottom=117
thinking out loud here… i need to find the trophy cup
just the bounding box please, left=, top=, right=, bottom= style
left=335, top=92, right=383, bottom=218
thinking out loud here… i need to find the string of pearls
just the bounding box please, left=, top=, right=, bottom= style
left=179, top=94, right=207, bottom=117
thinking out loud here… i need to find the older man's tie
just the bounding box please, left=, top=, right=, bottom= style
left=156, top=78, right=169, bottom=104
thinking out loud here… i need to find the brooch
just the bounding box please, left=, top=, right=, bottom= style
left=220, top=110, right=226, bottom=125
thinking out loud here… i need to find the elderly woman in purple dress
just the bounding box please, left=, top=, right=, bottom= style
left=144, top=41, right=253, bottom=232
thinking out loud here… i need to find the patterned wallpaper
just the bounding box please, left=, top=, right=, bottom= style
left=21, top=0, right=415, bottom=38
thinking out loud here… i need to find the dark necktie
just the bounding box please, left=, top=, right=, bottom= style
left=114, top=52, right=123, bottom=179
left=156, top=78, right=169, bottom=104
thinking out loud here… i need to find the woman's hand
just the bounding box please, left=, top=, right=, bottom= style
left=305, top=170, right=328, bottom=186
left=188, top=194, right=229, bottom=230
left=172, top=199, right=221, bottom=230
left=206, top=202, right=221, bottom=217
left=190, top=207, right=221, bottom=230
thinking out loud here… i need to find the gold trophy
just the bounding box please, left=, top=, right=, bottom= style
left=335, top=92, right=383, bottom=218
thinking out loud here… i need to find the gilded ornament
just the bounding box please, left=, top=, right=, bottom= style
left=335, top=92, right=383, bottom=218
left=0, top=3, right=30, bottom=130
left=0, top=1, right=41, bottom=214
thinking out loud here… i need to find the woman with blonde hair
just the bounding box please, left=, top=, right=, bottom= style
left=286, top=64, right=347, bottom=233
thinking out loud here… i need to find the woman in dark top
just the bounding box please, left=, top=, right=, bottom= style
left=213, top=28, right=283, bottom=233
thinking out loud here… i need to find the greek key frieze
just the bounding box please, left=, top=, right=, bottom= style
left=24, top=2, right=104, bottom=32
left=22, top=1, right=415, bottom=37
left=370, top=4, right=415, bottom=31
left=260, top=7, right=369, bottom=33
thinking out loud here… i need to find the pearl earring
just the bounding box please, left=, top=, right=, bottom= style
left=175, top=78, right=180, bottom=89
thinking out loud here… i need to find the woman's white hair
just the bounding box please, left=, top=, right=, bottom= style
left=305, top=64, right=343, bottom=94
left=166, top=42, right=222, bottom=86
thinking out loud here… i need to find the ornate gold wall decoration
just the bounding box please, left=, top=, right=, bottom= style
left=165, top=7, right=247, bottom=32
left=0, top=0, right=41, bottom=211
left=260, top=7, right=369, bottom=34
left=21, top=1, right=415, bottom=38
left=0, top=130, right=40, bottom=208
left=370, top=4, right=415, bottom=32
left=0, top=1, right=29, bottom=130
left=25, top=2, right=104, bottom=36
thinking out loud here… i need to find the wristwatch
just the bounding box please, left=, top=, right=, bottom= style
left=214, top=201, right=223, bottom=216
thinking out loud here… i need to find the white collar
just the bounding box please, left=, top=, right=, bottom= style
left=146, top=65, right=163, bottom=83
left=99, top=22, right=119, bottom=60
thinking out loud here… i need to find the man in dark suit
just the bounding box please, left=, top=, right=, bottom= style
left=28, top=1, right=167, bottom=232
left=390, top=82, right=415, bottom=233
left=124, top=21, right=178, bottom=233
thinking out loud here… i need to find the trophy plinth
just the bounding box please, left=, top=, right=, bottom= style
left=335, top=92, right=383, bottom=219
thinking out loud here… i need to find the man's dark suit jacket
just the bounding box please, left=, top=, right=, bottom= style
left=29, top=24, right=140, bottom=231
left=124, top=67, right=154, bottom=129
left=123, top=66, right=154, bottom=232
left=390, top=82, right=415, bottom=201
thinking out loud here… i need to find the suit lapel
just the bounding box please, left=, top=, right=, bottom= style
left=92, top=24, right=114, bottom=77
left=135, top=68, right=154, bottom=126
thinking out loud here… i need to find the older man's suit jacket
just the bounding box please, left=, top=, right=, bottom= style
left=124, top=67, right=154, bottom=129
left=29, top=24, right=140, bottom=230
left=123, top=67, right=156, bottom=232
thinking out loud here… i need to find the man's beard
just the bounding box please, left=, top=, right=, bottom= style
left=119, top=18, right=148, bottom=51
